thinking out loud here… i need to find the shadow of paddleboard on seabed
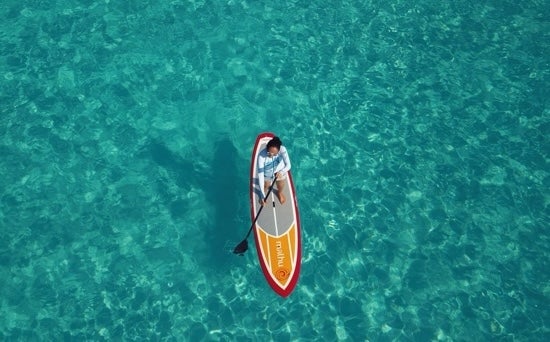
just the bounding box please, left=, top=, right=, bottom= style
left=142, top=137, right=246, bottom=269
left=204, top=136, right=247, bottom=267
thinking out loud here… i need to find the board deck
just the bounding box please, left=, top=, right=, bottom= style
left=250, top=132, right=301, bottom=297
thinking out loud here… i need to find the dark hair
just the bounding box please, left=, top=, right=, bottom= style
left=266, top=136, right=282, bottom=150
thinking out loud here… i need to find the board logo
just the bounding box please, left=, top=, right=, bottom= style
left=276, top=240, right=285, bottom=267
left=275, top=267, right=290, bottom=280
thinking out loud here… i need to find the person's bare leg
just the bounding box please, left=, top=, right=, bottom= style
left=276, top=180, right=286, bottom=204
left=262, top=180, right=271, bottom=202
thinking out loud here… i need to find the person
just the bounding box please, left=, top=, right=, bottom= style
left=257, top=136, right=291, bottom=205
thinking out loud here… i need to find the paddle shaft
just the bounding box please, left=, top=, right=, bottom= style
left=244, top=175, right=278, bottom=240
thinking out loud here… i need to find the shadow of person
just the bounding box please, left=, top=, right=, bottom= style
left=144, top=139, right=210, bottom=221
left=147, top=140, right=206, bottom=190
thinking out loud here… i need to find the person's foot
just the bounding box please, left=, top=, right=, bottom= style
left=277, top=191, right=286, bottom=205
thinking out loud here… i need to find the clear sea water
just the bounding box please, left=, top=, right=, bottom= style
left=1, top=0, right=548, bottom=340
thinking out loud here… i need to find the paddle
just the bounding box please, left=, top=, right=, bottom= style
left=233, top=175, right=278, bottom=255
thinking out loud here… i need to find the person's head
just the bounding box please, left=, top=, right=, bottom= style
left=266, top=136, right=282, bottom=156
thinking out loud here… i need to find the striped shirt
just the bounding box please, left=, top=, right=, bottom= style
left=257, top=145, right=291, bottom=198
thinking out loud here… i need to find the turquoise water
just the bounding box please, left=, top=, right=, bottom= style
left=1, top=0, right=548, bottom=340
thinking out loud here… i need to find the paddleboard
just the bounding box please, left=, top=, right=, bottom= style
left=250, top=132, right=301, bottom=297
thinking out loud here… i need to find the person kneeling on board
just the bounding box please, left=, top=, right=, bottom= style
left=257, top=136, right=291, bottom=206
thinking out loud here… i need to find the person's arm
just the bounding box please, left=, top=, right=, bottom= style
left=278, top=146, right=291, bottom=173
left=257, top=153, right=266, bottom=198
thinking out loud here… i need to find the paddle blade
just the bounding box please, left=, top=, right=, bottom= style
left=233, top=239, right=248, bottom=255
